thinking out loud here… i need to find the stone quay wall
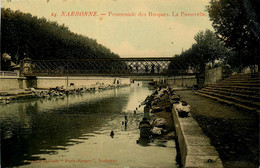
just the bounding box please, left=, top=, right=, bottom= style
left=0, top=75, right=131, bottom=90
left=172, top=104, right=223, bottom=168
left=166, top=76, right=197, bottom=87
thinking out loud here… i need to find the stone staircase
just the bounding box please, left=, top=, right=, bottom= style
left=195, top=73, right=260, bottom=111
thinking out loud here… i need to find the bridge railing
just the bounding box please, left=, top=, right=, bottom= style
left=0, top=71, right=18, bottom=77
left=21, top=57, right=203, bottom=76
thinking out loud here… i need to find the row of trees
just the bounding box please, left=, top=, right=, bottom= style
left=169, top=29, right=232, bottom=73
left=1, top=8, right=120, bottom=64
left=170, top=0, right=259, bottom=74
left=207, top=0, right=260, bottom=72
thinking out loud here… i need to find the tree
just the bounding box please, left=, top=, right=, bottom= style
left=1, top=8, right=121, bottom=63
left=207, top=0, right=260, bottom=71
left=193, top=29, right=229, bottom=66
left=168, top=29, right=232, bottom=74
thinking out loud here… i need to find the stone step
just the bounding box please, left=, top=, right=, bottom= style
left=208, top=85, right=260, bottom=91
left=228, top=72, right=260, bottom=78
left=205, top=87, right=260, bottom=96
left=227, top=75, right=259, bottom=78
left=221, top=79, right=260, bottom=83
left=224, top=78, right=260, bottom=82
left=220, top=80, right=260, bottom=83
left=199, top=73, right=260, bottom=111
left=202, top=88, right=260, bottom=101
left=195, top=92, right=257, bottom=111
left=225, top=75, right=260, bottom=81
left=211, top=83, right=260, bottom=87
left=197, top=90, right=260, bottom=108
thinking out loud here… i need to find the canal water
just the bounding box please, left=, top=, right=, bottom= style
left=1, top=82, right=178, bottom=168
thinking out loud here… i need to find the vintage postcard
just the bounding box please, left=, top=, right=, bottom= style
left=1, top=0, right=259, bottom=168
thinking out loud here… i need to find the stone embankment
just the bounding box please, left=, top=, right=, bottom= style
left=0, top=83, right=129, bottom=103
left=143, top=86, right=223, bottom=168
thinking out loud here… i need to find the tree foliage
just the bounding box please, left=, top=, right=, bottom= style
left=1, top=8, right=120, bottom=62
left=193, top=29, right=229, bottom=65
left=207, top=0, right=260, bottom=69
left=168, top=29, right=231, bottom=74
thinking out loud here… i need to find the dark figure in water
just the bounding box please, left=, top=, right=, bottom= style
left=125, top=116, right=128, bottom=126
left=139, top=117, right=151, bottom=138
left=110, top=131, right=114, bottom=138
left=139, top=117, right=151, bottom=128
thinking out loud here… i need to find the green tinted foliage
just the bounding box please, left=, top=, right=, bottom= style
left=1, top=8, right=120, bottom=61
left=207, top=0, right=260, bottom=68
left=168, top=29, right=232, bottom=73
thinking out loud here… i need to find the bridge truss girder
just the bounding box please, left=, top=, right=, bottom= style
left=23, top=57, right=202, bottom=76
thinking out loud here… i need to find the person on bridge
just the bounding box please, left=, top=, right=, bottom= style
left=130, top=66, right=133, bottom=72
left=145, top=65, right=149, bottom=73
left=151, top=64, right=155, bottom=73
left=157, top=66, right=160, bottom=73
left=135, top=65, right=139, bottom=73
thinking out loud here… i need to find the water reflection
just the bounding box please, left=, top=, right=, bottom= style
left=137, top=138, right=151, bottom=147
left=1, top=83, right=178, bottom=168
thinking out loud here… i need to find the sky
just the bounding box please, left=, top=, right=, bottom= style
left=1, top=0, right=213, bottom=58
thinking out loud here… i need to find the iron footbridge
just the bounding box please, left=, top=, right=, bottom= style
left=21, top=57, right=203, bottom=77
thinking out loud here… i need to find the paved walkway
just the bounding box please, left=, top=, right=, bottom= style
left=175, top=90, right=259, bottom=168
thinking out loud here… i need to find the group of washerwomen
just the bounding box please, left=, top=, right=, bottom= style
left=1, top=86, right=88, bottom=104
left=29, top=84, right=123, bottom=98
left=108, top=85, right=190, bottom=139
left=145, top=85, right=191, bottom=117
left=29, top=87, right=83, bottom=99
left=2, top=83, right=127, bottom=104
left=138, top=86, right=191, bottom=138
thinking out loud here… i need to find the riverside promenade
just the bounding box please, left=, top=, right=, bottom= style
left=174, top=90, right=259, bottom=168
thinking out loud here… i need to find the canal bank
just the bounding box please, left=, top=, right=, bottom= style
left=174, top=90, right=259, bottom=168
left=0, top=75, right=131, bottom=90
left=0, top=83, right=130, bottom=103
left=172, top=103, right=223, bottom=168
left=0, top=76, right=131, bottom=103
left=145, top=86, right=223, bottom=168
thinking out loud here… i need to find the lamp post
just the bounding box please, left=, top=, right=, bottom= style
left=66, top=59, right=69, bottom=90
